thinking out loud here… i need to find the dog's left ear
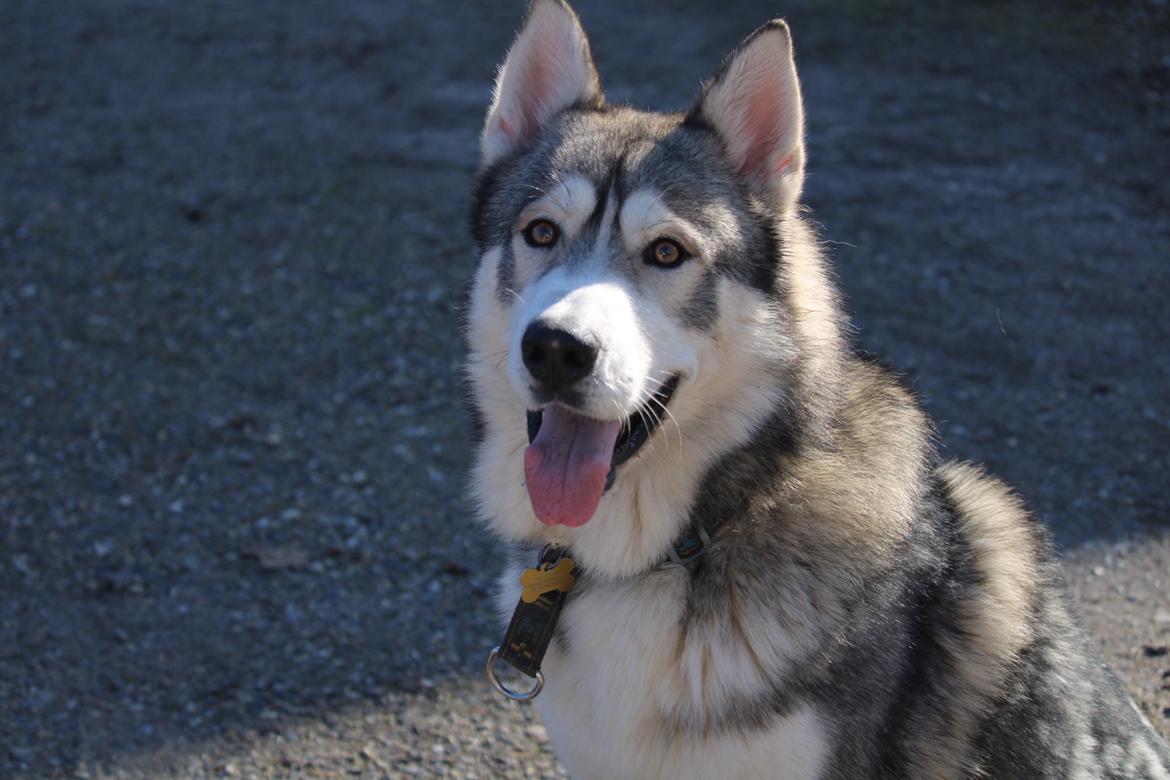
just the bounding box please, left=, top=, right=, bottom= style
left=481, top=0, right=603, bottom=166
left=689, top=21, right=805, bottom=215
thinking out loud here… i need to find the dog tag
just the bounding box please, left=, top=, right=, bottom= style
left=520, top=558, right=576, bottom=603
left=488, top=546, right=580, bottom=694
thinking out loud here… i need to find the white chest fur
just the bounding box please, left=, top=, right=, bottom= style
left=497, top=564, right=829, bottom=780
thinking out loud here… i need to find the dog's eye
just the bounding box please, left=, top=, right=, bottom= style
left=523, top=219, right=559, bottom=248
left=645, top=238, right=687, bottom=268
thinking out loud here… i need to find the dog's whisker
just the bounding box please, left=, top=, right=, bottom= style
left=654, top=405, right=683, bottom=460
left=646, top=182, right=678, bottom=214
left=641, top=387, right=684, bottom=461
left=466, top=349, right=511, bottom=376
left=592, top=376, right=628, bottom=431
left=464, top=350, right=504, bottom=366
left=500, top=287, right=526, bottom=305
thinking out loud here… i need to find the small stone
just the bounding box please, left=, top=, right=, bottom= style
left=1092, top=565, right=1106, bottom=577
left=524, top=724, right=548, bottom=741
left=442, top=561, right=470, bottom=577
left=1154, top=609, right=1170, bottom=626
left=245, top=544, right=311, bottom=571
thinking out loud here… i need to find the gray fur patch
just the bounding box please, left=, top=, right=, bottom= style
left=495, top=244, right=517, bottom=304
left=678, top=268, right=720, bottom=330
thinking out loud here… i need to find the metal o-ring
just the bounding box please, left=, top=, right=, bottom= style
left=486, top=646, right=544, bottom=701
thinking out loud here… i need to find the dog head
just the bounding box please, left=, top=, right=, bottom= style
left=467, top=1, right=839, bottom=575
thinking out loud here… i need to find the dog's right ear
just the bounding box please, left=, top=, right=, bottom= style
left=481, top=0, right=603, bottom=166
left=689, top=21, right=805, bottom=215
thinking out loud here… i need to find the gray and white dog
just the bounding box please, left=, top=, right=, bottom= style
left=464, top=2, right=1170, bottom=777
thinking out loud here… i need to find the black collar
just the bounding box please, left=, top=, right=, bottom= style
left=486, top=520, right=717, bottom=700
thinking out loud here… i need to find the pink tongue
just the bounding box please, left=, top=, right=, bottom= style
left=524, top=407, right=621, bottom=527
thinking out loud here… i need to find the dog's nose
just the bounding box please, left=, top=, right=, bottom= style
left=521, top=322, right=597, bottom=390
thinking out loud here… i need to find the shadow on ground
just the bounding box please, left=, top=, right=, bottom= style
left=1, top=0, right=1168, bottom=776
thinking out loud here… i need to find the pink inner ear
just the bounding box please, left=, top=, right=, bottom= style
left=739, top=83, right=787, bottom=182
left=513, top=31, right=559, bottom=143
left=773, top=152, right=795, bottom=175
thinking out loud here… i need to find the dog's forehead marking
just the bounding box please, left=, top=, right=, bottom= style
left=588, top=180, right=620, bottom=262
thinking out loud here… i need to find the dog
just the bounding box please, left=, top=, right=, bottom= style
left=463, top=2, right=1170, bottom=777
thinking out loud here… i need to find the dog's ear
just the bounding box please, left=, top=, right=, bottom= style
left=689, top=21, right=805, bottom=215
left=481, top=0, right=603, bottom=166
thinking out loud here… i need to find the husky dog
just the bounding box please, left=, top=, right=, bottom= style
left=464, top=2, right=1170, bottom=777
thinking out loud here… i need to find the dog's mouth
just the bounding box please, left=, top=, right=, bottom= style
left=523, top=375, right=680, bottom=527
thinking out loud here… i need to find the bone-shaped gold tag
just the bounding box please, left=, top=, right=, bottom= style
left=520, top=558, right=576, bottom=604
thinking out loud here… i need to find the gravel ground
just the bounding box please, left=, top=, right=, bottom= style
left=2, top=1, right=1168, bottom=778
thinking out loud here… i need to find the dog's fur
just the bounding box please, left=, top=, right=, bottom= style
left=464, top=2, right=1170, bottom=777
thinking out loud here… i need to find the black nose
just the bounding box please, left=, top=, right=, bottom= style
left=521, top=322, right=598, bottom=391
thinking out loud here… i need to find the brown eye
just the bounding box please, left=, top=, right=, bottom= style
left=646, top=238, right=687, bottom=268
left=523, top=219, right=559, bottom=248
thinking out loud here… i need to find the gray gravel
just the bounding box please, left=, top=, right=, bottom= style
left=2, top=1, right=1168, bottom=777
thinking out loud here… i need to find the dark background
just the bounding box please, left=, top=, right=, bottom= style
left=2, top=1, right=1168, bottom=777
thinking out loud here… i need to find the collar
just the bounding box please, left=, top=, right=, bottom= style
left=661, top=522, right=713, bottom=567
left=486, top=519, right=717, bottom=700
